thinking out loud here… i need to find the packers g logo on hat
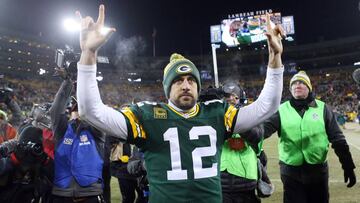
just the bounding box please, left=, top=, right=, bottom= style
left=176, top=65, right=192, bottom=74
left=162, top=53, right=201, bottom=98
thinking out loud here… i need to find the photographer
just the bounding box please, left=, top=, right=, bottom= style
left=18, top=102, right=55, bottom=160
left=0, top=88, right=24, bottom=144
left=0, top=126, right=52, bottom=203
left=50, top=66, right=107, bottom=203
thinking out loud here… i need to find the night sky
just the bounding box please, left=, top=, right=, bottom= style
left=0, top=0, right=359, bottom=56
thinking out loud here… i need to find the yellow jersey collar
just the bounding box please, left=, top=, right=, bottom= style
left=167, top=101, right=199, bottom=119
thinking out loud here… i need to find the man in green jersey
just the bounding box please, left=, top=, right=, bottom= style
left=76, top=5, right=285, bottom=203
left=256, top=71, right=356, bottom=203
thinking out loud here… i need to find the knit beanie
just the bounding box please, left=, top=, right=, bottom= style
left=289, top=71, right=312, bottom=92
left=162, top=53, right=201, bottom=98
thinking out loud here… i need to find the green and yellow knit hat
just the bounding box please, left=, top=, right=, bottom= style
left=289, top=71, right=312, bottom=92
left=163, top=53, right=201, bottom=98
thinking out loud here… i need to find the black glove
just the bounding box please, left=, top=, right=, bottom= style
left=127, top=159, right=146, bottom=177
left=344, top=169, right=356, bottom=188
left=333, top=141, right=356, bottom=187
left=54, top=67, right=73, bottom=80
left=241, top=124, right=264, bottom=146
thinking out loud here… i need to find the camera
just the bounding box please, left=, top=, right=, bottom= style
left=55, top=45, right=79, bottom=79
left=352, top=68, right=360, bottom=85
left=19, top=141, right=44, bottom=157
left=55, top=45, right=78, bottom=69
left=30, top=103, right=52, bottom=129
left=198, top=86, right=225, bottom=102
left=0, top=86, right=13, bottom=103
left=0, top=139, right=18, bottom=157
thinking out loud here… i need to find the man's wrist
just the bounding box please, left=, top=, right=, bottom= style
left=268, top=53, right=282, bottom=68
left=79, top=50, right=97, bottom=65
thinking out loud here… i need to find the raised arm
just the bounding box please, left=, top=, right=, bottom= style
left=49, top=77, right=73, bottom=127
left=76, top=5, right=128, bottom=139
left=234, top=14, right=285, bottom=133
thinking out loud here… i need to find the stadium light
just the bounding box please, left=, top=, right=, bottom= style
left=96, top=76, right=103, bottom=81
left=100, top=27, right=112, bottom=35
left=63, top=18, right=80, bottom=32
left=63, top=18, right=112, bottom=36
left=39, top=68, right=46, bottom=75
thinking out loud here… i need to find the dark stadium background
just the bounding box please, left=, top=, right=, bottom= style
left=0, top=0, right=359, bottom=56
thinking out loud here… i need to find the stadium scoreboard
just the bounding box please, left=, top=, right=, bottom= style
left=210, top=9, right=295, bottom=47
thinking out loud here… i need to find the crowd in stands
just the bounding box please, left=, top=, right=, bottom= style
left=0, top=66, right=358, bottom=122
left=240, top=67, right=359, bottom=122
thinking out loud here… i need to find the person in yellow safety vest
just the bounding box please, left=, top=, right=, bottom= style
left=255, top=71, right=356, bottom=203
left=220, top=82, right=273, bottom=203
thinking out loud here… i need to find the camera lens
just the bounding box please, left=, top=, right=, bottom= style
left=31, top=144, right=43, bottom=156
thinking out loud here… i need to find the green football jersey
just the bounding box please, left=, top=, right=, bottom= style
left=122, top=100, right=238, bottom=203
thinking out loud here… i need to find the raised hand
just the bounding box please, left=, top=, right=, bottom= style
left=76, top=5, right=116, bottom=54
left=265, top=13, right=285, bottom=68
left=265, top=13, right=285, bottom=55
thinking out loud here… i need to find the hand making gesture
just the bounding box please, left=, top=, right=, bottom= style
left=265, top=13, right=285, bottom=68
left=76, top=5, right=115, bottom=57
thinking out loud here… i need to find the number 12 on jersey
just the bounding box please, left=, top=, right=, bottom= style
left=163, top=126, right=218, bottom=180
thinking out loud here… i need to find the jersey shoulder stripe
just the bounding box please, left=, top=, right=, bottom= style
left=198, top=100, right=238, bottom=132
left=121, top=107, right=146, bottom=139
left=224, top=104, right=238, bottom=132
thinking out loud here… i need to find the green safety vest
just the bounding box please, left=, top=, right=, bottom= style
left=278, top=100, right=329, bottom=166
left=220, top=133, right=259, bottom=180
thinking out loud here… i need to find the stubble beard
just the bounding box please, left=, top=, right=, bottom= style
left=174, top=97, right=196, bottom=111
